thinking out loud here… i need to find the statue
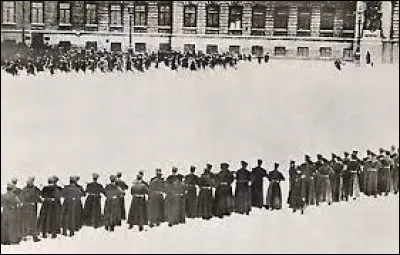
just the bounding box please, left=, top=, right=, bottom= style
left=363, top=1, right=382, bottom=32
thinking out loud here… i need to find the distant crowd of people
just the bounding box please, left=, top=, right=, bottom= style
left=1, top=44, right=271, bottom=77
left=1, top=146, right=398, bottom=245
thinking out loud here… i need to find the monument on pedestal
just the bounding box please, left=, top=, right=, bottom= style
left=360, top=1, right=384, bottom=66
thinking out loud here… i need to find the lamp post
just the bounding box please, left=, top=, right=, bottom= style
left=128, top=5, right=134, bottom=51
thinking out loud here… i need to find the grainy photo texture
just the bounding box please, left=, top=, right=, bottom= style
left=1, top=1, right=399, bottom=254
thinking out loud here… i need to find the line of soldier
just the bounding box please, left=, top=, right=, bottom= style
left=2, top=146, right=398, bottom=245
left=287, top=146, right=399, bottom=214
left=1, top=44, right=271, bottom=77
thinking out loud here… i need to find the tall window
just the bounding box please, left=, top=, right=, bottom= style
left=59, top=2, right=71, bottom=25
left=320, top=47, right=332, bottom=58
left=229, top=6, right=243, bottom=29
left=110, top=4, right=122, bottom=26
left=343, top=8, right=355, bottom=31
left=2, top=1, right=16, bottom=24
left=134, top=2, right=147, bottom=26
left=158, top=3, right=171, bottom=26
left=184, top=5, right=197, bottom=27
left=206, top=4, right=219, bottom=28
left=85, top=3, right=97, bottom=25
left=320, top=7, right=335, bottom=30
left=252, top=5, right=266, bottom=29
left=31, top=1, right=44, bottom=24
left=274, top=6, right=289, bottom=29
left=297, top=7, right=311, bottom=30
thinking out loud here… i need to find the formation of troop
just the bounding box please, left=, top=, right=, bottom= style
left=1, top=145, right=398, bottom=246
left=1, top=44, right=271, bottom=77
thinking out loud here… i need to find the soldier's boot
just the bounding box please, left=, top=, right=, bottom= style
left=156, top=222, right=160, bottom=227
left=105, top=226, right=109, bottom=231
left=51, top=234, right=57, bottom=239
left=62, top=229, right=68, bottom=236
left=149, top=223, right=154, bottom=228
left=110, top=226, right=115, bottom=232
left=128, top=224, right=133, bottom=230
left=168, top=223, right=173, bottom=227
left=139, top=226, right=144, bottom=232
left=69, top=231, right=74, bottom=237
left=328, top=202, right=331, bottom=205
left=301, top=208, right=304, bottom=215
left=293, top=209, right=296, bottom=213
left=42, top=233, right=47, bottom=239
left=33, top=236, right=41, bottom=243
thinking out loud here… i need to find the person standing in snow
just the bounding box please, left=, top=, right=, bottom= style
left=251, top=159, right=268, bottom=208
left=128, top=174, right=149, bottom=232
left=83, top=173, right=105, bottom=229
left=148, top=169, right=166, bottom=227
left=266, top=163, right=285, bottom=210
left=235, top=161, right=252, bottom=215
left=184, top=166, right=200, bottom=219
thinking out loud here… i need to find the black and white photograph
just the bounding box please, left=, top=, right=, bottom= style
left=1, top=0, right=399, bottom=254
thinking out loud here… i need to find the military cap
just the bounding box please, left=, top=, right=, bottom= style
left=92, top=173, right=100, bottom=179
left=344, top=152, right=349, bottom=156
left=155, top=168, right=162, bottom=173
left=110, top=175, right=117, bottom=182
left=190, top=166, right=196, bottom=172
left=53, top=176, right=60, bottom=182
left=257, top=159, right=263, bottom=164
left=48, top=176, right=56, bottom=183
left=70, top=176, right=78, bottom=183
left=11, top=178, right=18, bottom=185
left=241, top=161, right=248, bottom=166
left=385, top=150, right=391, bottom=155
left=172, top=167, right=178, bottom=173
left=274, top=162, right=280, bottom=168
left=290, top=160, right=295, bottom=164
left=221, top=163, right=229, bottom=168
left=206, top=164, right=212, bottom=169
left=139, top=171, right=144, bottom=176
left=352, top=150, right=358, bottom=154
left=317, top=154, right=323, bottom=159
left=379, top=148, right=384, bottom=153
left=27, top=177, right=35, bottom=184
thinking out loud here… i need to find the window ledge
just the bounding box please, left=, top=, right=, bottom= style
left=1, top=22, right=17, bottom=25
left=134, top=25, right=148, bottom=28
left=110, top=24, right=123, bottom=28
left=31, top=23, right=45, bottom=26
left=229, top=28, right=243, bottom=31
left=85, top=24, right=98, bottom=27
left=59, top=23, right=72, bottom=26
left=183, top=27, right=197, bottom=29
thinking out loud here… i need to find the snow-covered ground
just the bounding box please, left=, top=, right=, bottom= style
left=1, top=60, right=399, bottom=254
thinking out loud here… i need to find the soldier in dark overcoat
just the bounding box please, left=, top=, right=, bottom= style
left=184, top=166, right=200, bottom=218
left=235, top=161, right=251, bottom=215
left=83, top=173, right=105, bottom=228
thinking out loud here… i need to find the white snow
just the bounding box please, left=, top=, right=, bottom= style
left=1, top=60, right=399, bottom=253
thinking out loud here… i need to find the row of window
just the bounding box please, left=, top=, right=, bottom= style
left=2, top=1, right=355, bottom=34
left=70, top=40, right=345, bottom=59
left=1, top=1, right=171, bottom=27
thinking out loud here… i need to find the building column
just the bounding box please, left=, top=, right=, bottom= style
left=171, top=1, right=183, bottom=51
left=288, top=5, right=298, bottom=37
left=310, top=3, right=321, bottom=37
left=354, top=1, right=365, bottom=42
left=197, top=1, right=206, bottom=35
left=381, top=1, right=393, bottom=40
left=219, top=2, right=229, bottom=35
left=265, top=4, right=274, bottom=37
left=242, top=2, right=252, bottom=36
left=147, top=1, right=159, bottom=34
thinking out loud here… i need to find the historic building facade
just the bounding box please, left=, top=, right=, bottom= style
left=1, top=1, right=399, bottom=63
